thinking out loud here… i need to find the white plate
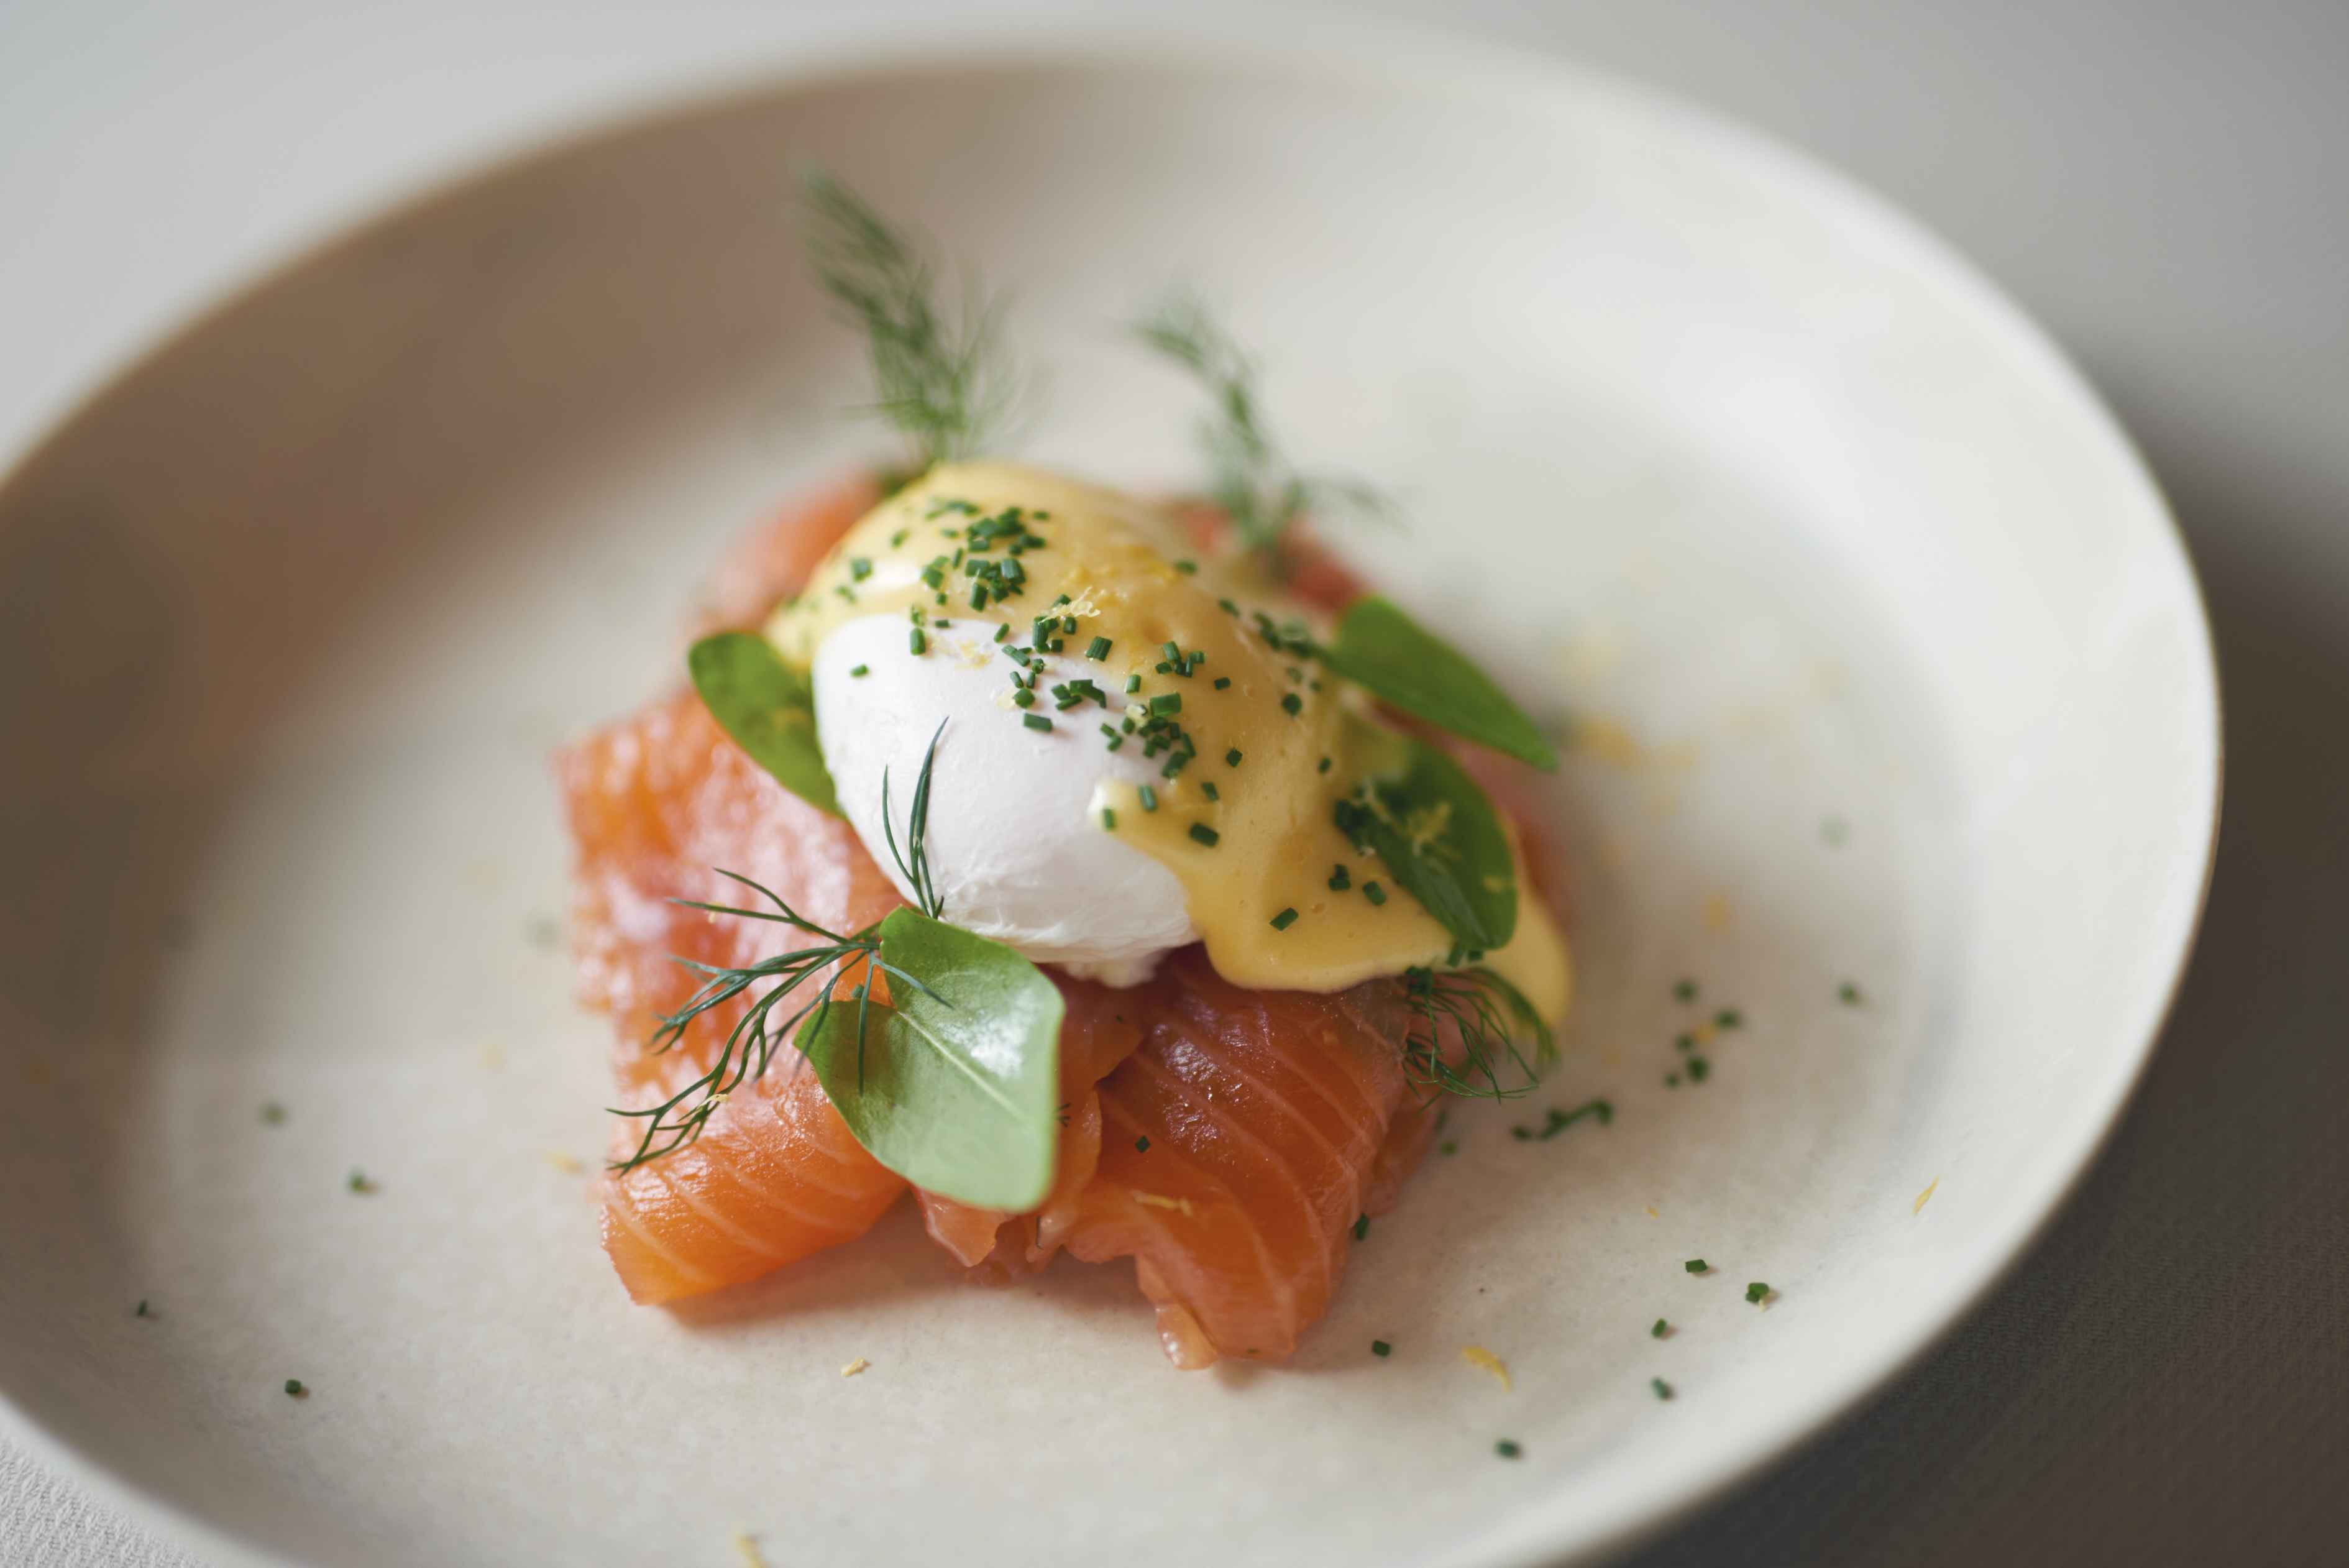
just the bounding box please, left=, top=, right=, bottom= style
left=0, top=22, right=2218, bottom=1568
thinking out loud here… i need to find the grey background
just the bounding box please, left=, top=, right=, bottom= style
left=2, top=1, right=2344, bottom=1563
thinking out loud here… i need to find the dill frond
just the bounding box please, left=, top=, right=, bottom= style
left=612, top=733, right=951, bottom=1168
left=1132, top=290, right=1394, bottom=577
left=802, top=171, right=1021, bottom=470
left=1401, top=965, right=1555, bottom=1101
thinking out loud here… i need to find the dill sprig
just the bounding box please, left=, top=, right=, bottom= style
left=610, top=728, right=950, bottom=1171
left=803, top=171, right=1020, bottom=470
left=1132, top=290, right=1393, bottom=577
left=1401, top=965, right=1555, bottom=1101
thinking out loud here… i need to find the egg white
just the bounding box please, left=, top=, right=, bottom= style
left=811, top=613, right=1198, bottom=985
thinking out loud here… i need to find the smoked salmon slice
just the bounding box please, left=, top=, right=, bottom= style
left=1057, top=951, right=1420, bottom=1367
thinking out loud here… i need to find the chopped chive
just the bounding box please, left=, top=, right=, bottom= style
left=1086, top=636, right=1113, bottom=661
left=1746, top=1281, right=1771, bottom=1304
left=1674, top=979, right=1697, bottom=1002
left=1217, top=597, right=1239, bottom=615
left=1715, top=1009, right=1743, bottom=1029
left=284, top=1379, right=307, bottom=1398
left=1162, top=641, right=1182, bottom=663
left=1675, top=1034, right=1694, bottom=1052
left=1148, top=692, right=1183, bottom=716
left=1665, top=1073, right=1681, bottom=1087
left=1352, top=1213, right=1369, bottom=1240
left=1022, top=713, right=1053, bottom=733
left=1138, top=786, right=1158, bottom=812
left=1280, top=693, right=1303, bottom=716
left=135, top=1299, right=151, bottom=1318
left=849, top=664, right=870, bottom=678
left=1201, top=782, right=1219, bottom=801
left=1125, top=674, right=1142, bottom=693
left=1371, top=1339, right=1393, bottom=1358
left=1014, top=689, right=1037, bottom=708
left=1189, top=823, right=1220, bottom=847
left=1271, top=907, right=1299, bottom=931
left=1317, top=755, right=1332, bottom=774
left=1213, top=676, right=1231, bottom=690
left=1173, top=559, right=1198, bottom=574
left=1439, top=1140, right=1458, bottom=1155
left=1495, top=1440, right=1522, bottom=1459
left=1225, top=748, right=1243, bottom=766
left=849, top=556, right=873, bottom=581
left=1135, top=1135, right=1150, bottom=1153
left=1327, top=864, right=1351, bottom=891
left=1839, top=983, right=1862, bottom=1004
left=1101, top=807, right=1117, bottom=830
left=1687, top=1057, right=1711, bottom=1083
left=346, top=1169, right=373, bottom=1194
left=1062, top=615, right=1078, bottom=634
left=1363, top=882, right=1387, bottom=905
left=1683, top=1259, right=1708, bottom=1275
left=260, top=1102, right=286, bottom=1126
left=909, top=627, right=927, bottom=655
left=1651, top=1318, right=1669, bottom=1338
left=992, top=623, right=1010, bottom=643
left=1651, top=1378, right=1674, bottom=1401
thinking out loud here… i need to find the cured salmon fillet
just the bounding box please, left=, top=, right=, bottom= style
left=1058, top=951, right=1419, bottom=1367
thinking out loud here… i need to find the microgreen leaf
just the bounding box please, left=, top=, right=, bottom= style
left=1321, top=597, right=1557, bottom=769
left=1336, top=725, right=1518, bottom=952
left=687, top=631, right=840, bottom=817
left=795, top=907, right=1063, bottom=1211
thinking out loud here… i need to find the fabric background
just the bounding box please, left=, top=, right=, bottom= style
left=4, top=1, right=2345, bottom=1564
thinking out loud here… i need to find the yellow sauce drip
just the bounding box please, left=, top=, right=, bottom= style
left=767, top=462, right=1569, bottom=1019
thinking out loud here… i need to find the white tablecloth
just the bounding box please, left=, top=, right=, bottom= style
left=6, top=1, right=2347, bottom=1564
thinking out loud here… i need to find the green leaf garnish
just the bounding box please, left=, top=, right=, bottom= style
left=1320, top=597, right=1558, bottom=770
left=687, top=631, right=840, bottom=817
left=795, top=907, right=1064, bottom=1211
left=1335, top=725, right=1518, bottom=952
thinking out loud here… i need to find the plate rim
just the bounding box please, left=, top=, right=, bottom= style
left=0, top=12, right=2223, bottom=1567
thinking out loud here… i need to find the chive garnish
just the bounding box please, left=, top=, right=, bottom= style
left=1218, top=597, right=1239, bottom=615
left=1225, top=748, right=1243, bottom=766
left=849, top=556, right=873, bottom=581
left=993, top=623, right=1010, bottom=643
left=1674, top=979, right=1697, bottom=1002
left=1839, top=983, right=1862, bottom=1004
left=1280, top=693, right=1303, bottom=716
left=1495, top=1440, right=1522, bottom=1459
left=260, top=1102, right=286, bottom=1126
left=1652, top=1318, right=1669, bottom=1338
left=1173, top=559, right=1198, bottom=574
left=1327, top=864, right=1351, bottom=891
left=1271, top=907, right=1299, bottom=931
left=135, top=1299, right=151, bottom=1318
left=1125, top=674, right=1142, bottom=693
left=1149, top=692, right=1182, bottom=716
left=1138, top=786, right=1158, bottom=812
left=1746, top=1281, right=1771, bottom=1304
left=1687, top=1057, right=1711, bottom=1083
left=1101, top=807, right=1117, bottom=830
left=1675, top=1034, right=1694, bottom=1052
left=1371, top=1340, right=1393, bottom=1358
left=1651, top=1378, right=1673, bottom=1401
left=1715, top=1009, right=1743, bottom=1029
left=1201, top=782, right=1219, bottom=801
left=1317, top=756, right=1332, bottom=774
left=1213, top=676, right=1231, bottom=690
left=284, top=1379, right=306, bottom=1398
left=909, top=627, right=927, bottom=655
left=1363, top=882, right=1386, bottom=905
left=1022, top=713, right=1052, bottom=733
left=1014, top=689, right=1035, bottom=708
left=346, top=1169, right=373, bottom=1194
left=849, top=664, right=870, bottom=678
left=1135, top=1135, right=1150, bottom=1152
left=1352, top=1213, right=1369, bottom=1240
left=1188, top=824, right=1220, bottom=847
left=1683, top=1259, right=1708, bottom=1275
left=1086, top=636, right=1112, bottom=661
